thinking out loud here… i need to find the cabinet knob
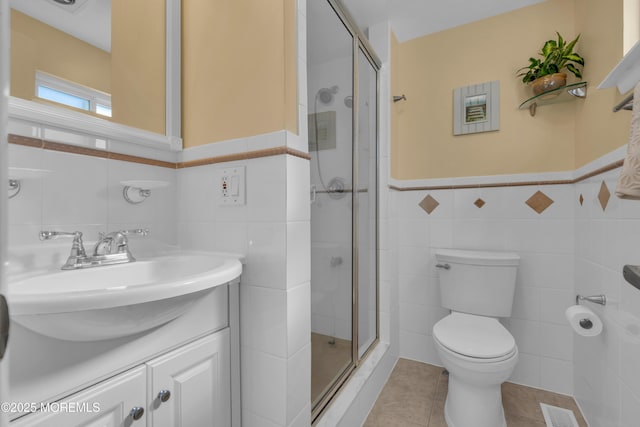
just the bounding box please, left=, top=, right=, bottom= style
left=157, top=389, right=171, bottom=403
left=130, top=406, right=144, bottom=421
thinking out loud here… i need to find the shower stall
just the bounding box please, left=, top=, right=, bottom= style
left=307, top=0, right=380, bottom=420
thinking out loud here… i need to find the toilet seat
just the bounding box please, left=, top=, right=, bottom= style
left=433, top=312, right=516, bottom=361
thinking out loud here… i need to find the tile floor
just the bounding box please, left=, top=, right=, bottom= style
left=364, top=358, right=588, bottom=427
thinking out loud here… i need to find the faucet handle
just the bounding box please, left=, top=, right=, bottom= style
left=120, top=228, right=149, bottom=237
left=39, top=230, right=83, bottom=241
left=40, top=231, right=87, bottom=269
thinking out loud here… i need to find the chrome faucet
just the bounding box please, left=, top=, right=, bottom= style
left=93, top=229, right=149, bottom=258
left=40, top=228, right=149, bottom=270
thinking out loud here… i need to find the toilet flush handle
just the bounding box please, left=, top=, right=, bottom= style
left=436, top=263, right=451, bottom=270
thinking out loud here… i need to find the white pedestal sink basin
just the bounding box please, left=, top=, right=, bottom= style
left=8, top=252, right=242, bottom=341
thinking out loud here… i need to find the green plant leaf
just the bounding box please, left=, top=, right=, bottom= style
left=564, top=34, right=580, bottom=56
left=541, top=39, right=557, bottom=56
left=566, top=63, right=582, bottom=79
left=564, top=53, right=584, bottom=65
left=556, top=32, right=564, bottom=48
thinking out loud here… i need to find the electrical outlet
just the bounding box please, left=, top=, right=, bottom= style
left=219, top=166, right=246, bottom=206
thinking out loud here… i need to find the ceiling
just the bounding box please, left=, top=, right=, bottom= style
left=9, top=0, right=547, bottom=59
left=340, top=0, right=547, bottom=42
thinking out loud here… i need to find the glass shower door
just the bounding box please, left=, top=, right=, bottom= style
left=356, top=48, right=378, bottom=359
left=308, top=0, right=354, bottom=410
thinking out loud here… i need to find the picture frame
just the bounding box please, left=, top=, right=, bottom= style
left=453, top=80, right=499, bottom=135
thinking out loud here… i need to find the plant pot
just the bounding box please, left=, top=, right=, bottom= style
left=530, top=73, right=567, bottom=96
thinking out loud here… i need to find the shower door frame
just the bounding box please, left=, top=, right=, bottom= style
left=310, top=0, right=381, bottom=422
left=0, top=0, right=9, bottom=425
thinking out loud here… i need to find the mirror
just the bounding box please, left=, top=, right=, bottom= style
left=8, top=0, right=180, bottom=147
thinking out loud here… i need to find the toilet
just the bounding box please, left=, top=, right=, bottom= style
left=432, top=249, right=520, bottom=427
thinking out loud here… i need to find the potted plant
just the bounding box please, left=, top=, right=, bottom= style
left=517, top=32, right=584, bottom=95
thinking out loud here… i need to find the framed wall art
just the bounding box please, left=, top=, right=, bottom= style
left=453, top=80, right=499, bottom=135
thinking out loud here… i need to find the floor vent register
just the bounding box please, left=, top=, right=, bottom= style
left=540, top=403, right=580, bottom=427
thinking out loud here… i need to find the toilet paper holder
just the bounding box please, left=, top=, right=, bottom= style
left=575, top=294, right=607, bottom=306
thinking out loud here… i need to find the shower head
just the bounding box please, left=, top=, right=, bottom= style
left=317, top=85, right=339, bottom=104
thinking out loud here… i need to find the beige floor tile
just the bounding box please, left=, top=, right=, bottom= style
left=372, top=383, right=432, bottom=426
left=426, top=397, right=447, bottom=427
left=366, top=359, right=588, bottom=427
left=502, top=382, right=545, bottom=422
left=505, top=412, right=548, bottom=427
left=433, top=372, right=448, bottom=402
left=365, top=408, right=428, bottom=427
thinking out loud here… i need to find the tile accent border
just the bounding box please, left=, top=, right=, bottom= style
left=389, top=159, right=625, bottom=191
left=177, top=146, right=310, bottom=168
left=8, top=134, right=311, bottom=169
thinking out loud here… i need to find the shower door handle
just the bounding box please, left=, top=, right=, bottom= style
left=310, top=185, right=316, bottom=204
left=436, top=263, right=451, bottom=270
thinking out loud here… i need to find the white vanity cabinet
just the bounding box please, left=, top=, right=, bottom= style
left=147, top=329, right=230, bottom=427
left=12, top=330, right=230, bottom=427
left=10, top=278, right=241, bottom=427
left=11, top=365, right=148, bottom=427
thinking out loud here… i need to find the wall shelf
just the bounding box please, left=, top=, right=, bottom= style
left=519, top=82, right=588, bottom=116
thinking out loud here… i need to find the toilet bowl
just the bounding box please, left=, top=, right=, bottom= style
left=432, top=249, right=520, bottom=427
left=433, top=311, right=518, bottom=427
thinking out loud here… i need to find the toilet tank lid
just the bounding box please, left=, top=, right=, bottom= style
left=435, top=249, right=520, bottom=266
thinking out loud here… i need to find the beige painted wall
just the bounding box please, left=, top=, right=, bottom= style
left=10, top=9, right=111, bottom=101
left=391, top=0, right=629, bottom=180
left=11, top=6, right=167, bottom=135
left=111, top=0, right=166, bottom=135
left=182, top=0, right=298, bottom=148
left=574, top=0, right=629, bottom=168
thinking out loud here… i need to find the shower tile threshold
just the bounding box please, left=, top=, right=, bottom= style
left=364, top=358, right=588, bottom=427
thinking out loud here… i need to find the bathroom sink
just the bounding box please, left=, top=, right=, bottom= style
left=8, top=252, right=242, bottom=341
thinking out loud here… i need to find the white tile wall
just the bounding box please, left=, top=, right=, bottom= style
left=9, top=128, right=312, bottom=427
left=573, top=170, right=640, bottom=427
left=7, top=140, right=178, bottom=270
left=395, top=183, right=577, bottom=395
left=176, top=143, right=311, bottom=427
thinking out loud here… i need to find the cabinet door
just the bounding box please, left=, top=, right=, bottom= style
left=11, top=365, right=147, bottom=427
left=148, top=330, right=230, bottom=427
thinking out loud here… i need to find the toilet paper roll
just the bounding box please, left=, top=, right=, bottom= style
left=565, top=305, right=603, bottom=337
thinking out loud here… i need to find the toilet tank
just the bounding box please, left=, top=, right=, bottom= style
left=435, top=249, right=520, bottom=317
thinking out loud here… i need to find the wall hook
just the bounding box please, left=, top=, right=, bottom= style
left=393, top=94, right=407, bottom=103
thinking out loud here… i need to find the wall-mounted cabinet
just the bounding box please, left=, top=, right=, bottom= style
left=519, top=82, right=588, bottom=116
